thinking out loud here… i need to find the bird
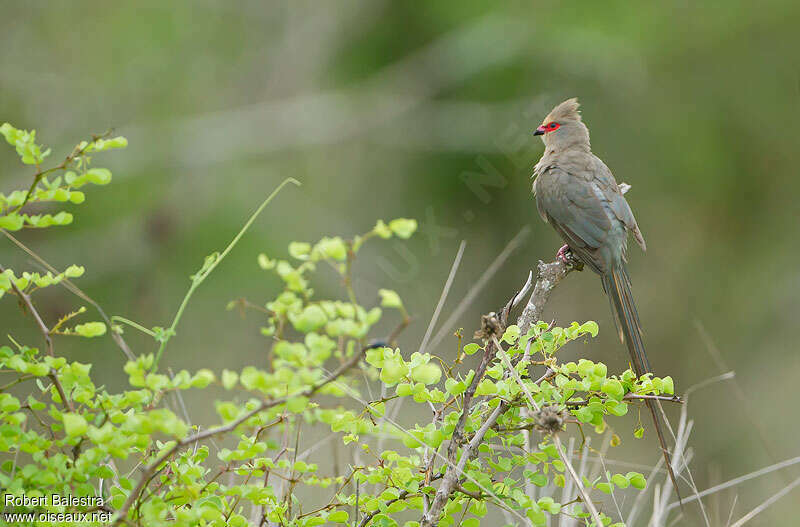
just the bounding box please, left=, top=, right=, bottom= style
left=531, top=98, right=682, bottom=501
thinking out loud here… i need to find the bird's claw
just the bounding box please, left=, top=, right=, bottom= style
left=555, top=244, right=583, bottom=271
left=556, top=244, right=570, bottom=264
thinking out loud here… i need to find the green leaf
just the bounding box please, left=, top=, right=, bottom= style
left=388, top=218, right=417, bottom=239
left=475, top=379, right=496, bottom=396
left=74, top=322, right=107, bottom=337
left=502, top=325, right=521, bottom=344
left=258, top=253, right=276, bottom=269
left=445, top=378, right=466, bottom=395
left=26, top=363, right=50, bottom=377
left=191, top=369, right=215, bottom=388
left=380, top=356, right=409, bottom=386
left=580, top=321, right=599, bottom=337
left=373, top=220, right=392, bottom=239
left=222, top=369, right=238, bottom=390
left=411, top=363, right=441, bottom=385
left=606, top=400, right=628, bottom=416
left=463, top=343, right=481, bottom=355
left=315, top=236, right=347, bottom=261
left=395, top=382, right=414, bottom=397
left=286, top=396, right=308, bottom=413
left=327, top=511, right=349, bottom=523
left=527, top=472, right=548, bottom=487
left=593, top=363, right=607, bottom=378
left=662, top=376, right=675, bottom=395
left=0, top=214, right=24, bottom=231
left=289, top=242, right=312, bottom=260
left=611, top=474, right=630, bottom=489
left=290, top=305, right=327, bottom=333
left=63, top=413, right=88, bottom=437
left=575, top=406, right=594, bottom=423
left=601, top=379, right=625, bottom=400
left=627, top=471, right=647, bottom=489
left=366, top=307, right=382, bottom=325
left=0, top=395, right=20, bottom=413
left=64, top=265, right=85, bottom=278
left=85, top=168, right=112, bottom=185
left=596, top=482, right=612, bottom=494
left=379, top=289, right=403, bottom=309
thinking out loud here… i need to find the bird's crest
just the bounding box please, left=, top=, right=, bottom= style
left=546, top=98, right=581, bottom=123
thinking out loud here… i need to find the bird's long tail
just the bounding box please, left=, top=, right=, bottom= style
left=602, top=264, right=682, bottom=503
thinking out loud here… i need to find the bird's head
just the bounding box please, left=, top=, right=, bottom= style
left=534, top=98, right=590, bottom=151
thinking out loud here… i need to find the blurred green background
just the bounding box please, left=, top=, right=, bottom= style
left=2, top=1, right=799, bottom=524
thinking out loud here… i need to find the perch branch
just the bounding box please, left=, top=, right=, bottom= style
left=516, top=259, right=575, bottom=335
left=419, top=257, right=575, bottom=527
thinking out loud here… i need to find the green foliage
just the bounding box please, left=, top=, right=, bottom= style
left=0, top=123, right=123, bottom=232
left=0, top=126, right=671, bottom=526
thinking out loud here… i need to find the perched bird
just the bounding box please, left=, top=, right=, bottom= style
left=531, top=98, right=681, bottom=499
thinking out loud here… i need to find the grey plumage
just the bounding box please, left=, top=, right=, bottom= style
left=532, top=98, right=681, bottom=501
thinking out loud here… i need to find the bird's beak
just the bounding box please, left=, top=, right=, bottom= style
left=533, top=126, right=545, bottom=136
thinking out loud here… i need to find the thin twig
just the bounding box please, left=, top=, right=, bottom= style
left=665, top=454, right=800, bottom=513
left=694, top=320, right=788, bottom=486
left=152, top=178, right=299, bottom=370
left=418, top=240, right=466, bottom=355
left=566, top=393, right=683, bottom=407
left=2, top=230, right=135, bottom=361
left=0, top=263, right=74, bottom=413
left=553, top=434, right=604, bottom=526
left=427, top=226, right=530, bottom=352
left=729, top=474, right=800, bottom=527
left=383, top=240, right=466, bottom=473
left=111, top=340, right=364, bottom=526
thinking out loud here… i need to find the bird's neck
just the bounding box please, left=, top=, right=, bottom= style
left=543, top=142, right=591, bottom=159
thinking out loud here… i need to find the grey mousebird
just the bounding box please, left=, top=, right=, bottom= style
left=532, top=98, right=682, bottom=501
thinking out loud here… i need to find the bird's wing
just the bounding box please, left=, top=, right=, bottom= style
left=534, top=164, right=624, bottom=273
left=591, top=157, right=646, bottom=251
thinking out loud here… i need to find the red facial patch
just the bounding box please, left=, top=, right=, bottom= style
left=543, top=122, right=560, bottom=133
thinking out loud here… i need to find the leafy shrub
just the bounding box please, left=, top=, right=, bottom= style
left=0, top=125, right=674, bottom=526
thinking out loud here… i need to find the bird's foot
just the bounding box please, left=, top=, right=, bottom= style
left=556, top=244, right=570, bottom=264
left=555, top=245, right=584, bottom=271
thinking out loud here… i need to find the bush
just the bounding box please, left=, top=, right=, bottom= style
left=0, top=126, right=675, bottom=526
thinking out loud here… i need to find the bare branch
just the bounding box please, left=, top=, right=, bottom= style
left=664, top=454, right=800, bottom=513
left=517, top=259, right=574, bottom=335
left=427, top=226, right=530, bottom=352
left=418, top=240, right=466, bottom=355
left=553, top=433, right=604, bottom=526
left=729, top=475, right=800, bottom=527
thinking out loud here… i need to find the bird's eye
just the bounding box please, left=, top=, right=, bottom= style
left=547, top=122, right=559, bottom=129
